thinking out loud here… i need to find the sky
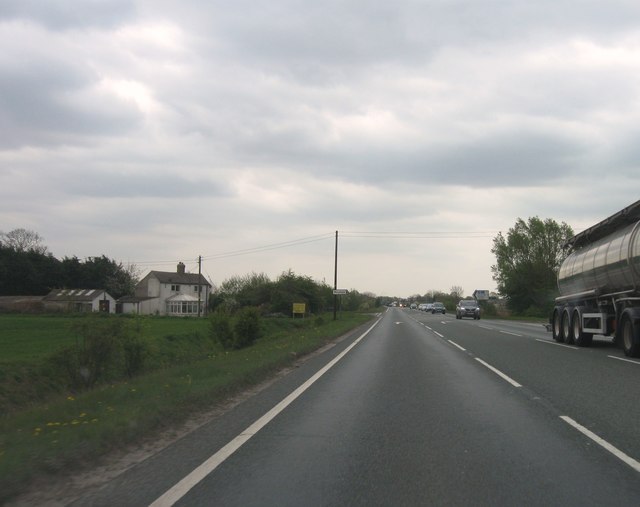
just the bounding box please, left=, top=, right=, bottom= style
left=1, top=0, right=639, bottom=298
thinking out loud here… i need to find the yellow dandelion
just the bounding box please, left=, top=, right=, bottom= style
left=67, top=396, right=75, bottom=401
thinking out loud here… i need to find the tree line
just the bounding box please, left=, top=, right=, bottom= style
left=210, top=270, right=380, bottom=316
left=0, top=229, right=137, bottom=299
left=2, top=215, right=575, bottom=318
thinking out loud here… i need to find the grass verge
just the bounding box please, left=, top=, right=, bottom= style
left=0, top=312, right=374, bottom=504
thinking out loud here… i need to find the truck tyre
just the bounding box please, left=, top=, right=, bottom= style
left=620, top=314, right=640, bottom=357
left=552, top=307, right=564, bottom=342
left=562, top=307, right=575, bottom=344
left=572, top=308, right=593, bottom=347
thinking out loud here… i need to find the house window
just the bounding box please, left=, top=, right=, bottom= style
left=166, top=301, right=202, bottom=316
left=171, top=284, right=180, bottom=292
left=193, top=286, right=202, bottom=293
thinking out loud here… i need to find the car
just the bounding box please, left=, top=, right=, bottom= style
left=456, top=299, right=480, bottom=320
left=425, top=303, right=433, bottom=312
left=431, top=302, right=446, bottom=314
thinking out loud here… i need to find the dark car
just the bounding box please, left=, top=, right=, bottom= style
left=456, top=299, right=480, bottom=320
left=431, top=302, right=446, bottom=314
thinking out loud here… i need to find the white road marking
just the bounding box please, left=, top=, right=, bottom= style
left=433, top=331, right=444, bottom=338
left=448, top=340, right=466, bottom=351
left=475, top=358, right=522, bottom=387
left=149, top=318, right=382, bottom=507
left=560, top=416, right=640, bottom=473
left=535, top=339, right=579, bottom=350
left=608, top=355, right=640, bottom=365
left=478, top=325, right=494, bottom=331
left=500, top=330, right=523, bottom=337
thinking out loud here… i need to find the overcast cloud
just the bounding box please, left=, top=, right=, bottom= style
left=1, top=0, right=639, bottom=297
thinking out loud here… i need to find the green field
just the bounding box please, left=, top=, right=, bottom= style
left=0, top=311, right=376, bottom=503
left=0, top=314, right=209, bottom=362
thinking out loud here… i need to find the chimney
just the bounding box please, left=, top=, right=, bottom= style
left=177, top=262, right=186, bottom=274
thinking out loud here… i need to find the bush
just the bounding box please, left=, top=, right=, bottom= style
left=122, top=336, right=149, bottom=378
left=482, top=303, right=498, bottom=317
left=211, top=308, right=262, bottom=350
left=233, top=307, right=261, bottom=349
left=210, top=312, right=234, bottom=349
left=47, top=316, right=149, bottom=389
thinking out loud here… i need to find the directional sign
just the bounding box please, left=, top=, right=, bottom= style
left=333, top=289, right=348, bottom=295
left=473, top=289, right=490, bottom=301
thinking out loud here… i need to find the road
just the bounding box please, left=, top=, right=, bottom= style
left=69, top=307, right=640, bottom=506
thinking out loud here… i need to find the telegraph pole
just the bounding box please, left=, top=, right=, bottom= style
left=197, top=255, right=202, bottom=317
left=333, top=230, right=338, bottom=321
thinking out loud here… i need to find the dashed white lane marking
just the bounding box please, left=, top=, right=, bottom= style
left=560, top=416, right=640, bottom=473
left=608, top=355, right=640, bottom=365
left=433, top=331, right=444, bottom=338
left=475, top=358, right=522, bottom=387
left=535, top=339, right=579, bottom=350
left=448, top=340, right=466, bottom=351
left=149, top=318, right=382, bottom=507
left=499, top=330, right=523, bottom=337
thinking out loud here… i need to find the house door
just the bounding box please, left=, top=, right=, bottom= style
left=99, top=300, right=110, bottom=313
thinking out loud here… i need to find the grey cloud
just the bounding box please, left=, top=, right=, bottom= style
left=56, top=170, right=231, bottom=199
left=0, top=58, right=141, bottom=149
left=0, top=0, right=136, bottom=30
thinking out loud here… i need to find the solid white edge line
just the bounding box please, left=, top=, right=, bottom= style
left=448, top=340, right=466, bottom=351
left=149, top=318, right=382, bottom=507
left=560, top=416, right=640, bottom=473
left=535, top=339, right=579, bottom=350
left=475, top=358, right=522, bottom=387
left=608, top=355, right=640, bottom=365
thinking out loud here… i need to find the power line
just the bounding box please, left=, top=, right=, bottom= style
left=201, top=232, right=336, bottom=260
left=127, top=230, right=495, bottom=267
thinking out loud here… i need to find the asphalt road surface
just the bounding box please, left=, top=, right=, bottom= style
left=69, top=307, right=640, bottom=506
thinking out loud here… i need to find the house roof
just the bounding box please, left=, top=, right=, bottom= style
left=118, top=295, right=157, bottom=303
left=147, top=270, right=211, bottom=287
left=43, top=289, right=112, bottom=302
left=166, top=293, right=200, bottom=302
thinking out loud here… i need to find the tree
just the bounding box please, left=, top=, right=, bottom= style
left=450, top=286, right=464, bottom=299
left=491, top=217, right=573, bottom=315
left=0, top=228, right=48, bottom=254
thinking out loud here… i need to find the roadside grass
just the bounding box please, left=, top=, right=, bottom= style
left=0, top=312, right=375, bottom=503
left=0, top=314, right=209, bottom=363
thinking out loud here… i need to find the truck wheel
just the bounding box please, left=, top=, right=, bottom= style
left=572, top=309, right=593, bottom=347
left=620, top=314, right=640, bottom=357
left=562, top=307, right=574, bottom=344
left=552, top=307, right=564, bottom=342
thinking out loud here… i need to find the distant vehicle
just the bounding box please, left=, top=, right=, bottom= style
left=425, top=303, right=434, bottom=312
left=410, top=303, right=418, bottom=309
left=456, top=299, right=480, bottom=320
left=549, top=199, right=640, bottom=357
left=431, top=302, right=446, bottom=314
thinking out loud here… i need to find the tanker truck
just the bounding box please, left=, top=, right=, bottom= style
left=550, top=199, right=640, bottom=357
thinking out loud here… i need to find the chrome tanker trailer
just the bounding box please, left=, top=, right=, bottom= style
left=551, top=200, right=640, bottom=356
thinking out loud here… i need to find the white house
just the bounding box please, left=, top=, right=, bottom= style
left=119, top=262, right=211, bottom=316
left=43, top=289, right=116, bottom=313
